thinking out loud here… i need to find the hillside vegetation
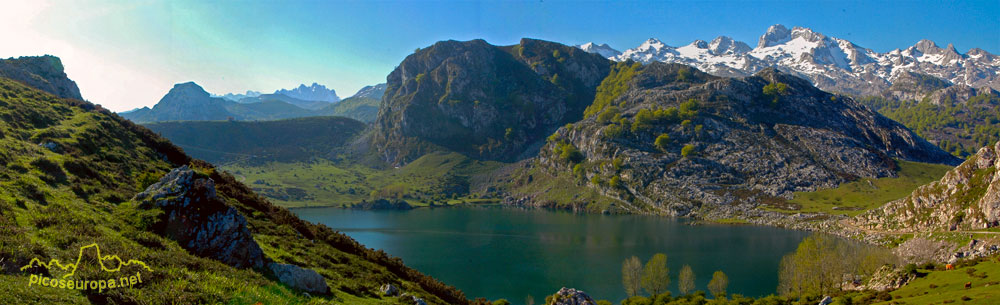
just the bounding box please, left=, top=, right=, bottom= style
left=0, top=76, right=473, bottom=304
left=861, top=92, right=1000, bottom=158
left=144, top=116, right=367, bottom=165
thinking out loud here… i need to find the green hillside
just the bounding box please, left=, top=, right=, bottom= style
left=318, top=96, right=380, bottom=123
left=861, top=93, right=1000, bottom=158
left=144, top=116, right=367, bottom=165
left=0, top=77, right=472, bottom=304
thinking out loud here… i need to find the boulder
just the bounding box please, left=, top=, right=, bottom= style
left=268, top=262, right=329, bottom=295
left=547, top=287, right=597, bottom=305
left=381, top=283, right=400, bottom=296
left=134, top=166, right=266, bottom=269
left=818, top=296, right=833, bottom=305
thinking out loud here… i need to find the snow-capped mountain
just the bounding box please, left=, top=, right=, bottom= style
left=213, top=90, right=263, bottom=102
left=576, top=42, right=622, bottom=58
left=275, top=83, right=340, bottom=103
left=580, top=24, right=1000, bottom=96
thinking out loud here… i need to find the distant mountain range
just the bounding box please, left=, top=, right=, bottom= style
left=578, top=24, right=1000, bottom=96
left=119, top=82, right=383, bottom=123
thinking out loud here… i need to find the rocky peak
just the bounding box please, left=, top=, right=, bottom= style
left=275, top=82, right=339, bottom=103
left=351, top=83, right=387, bottom=100
left=690, top=39, right=709, bottom=49
left=758, top=24, right=792, bottom=48
left=638, top=38, right=668, bottom=51
left=576, top=42, right=622, bottom=58
left=372, top=38, right=611, bottom=165
left=709, top=36, right=751, bottom=55
left=0, top=55, right=83, bottom=100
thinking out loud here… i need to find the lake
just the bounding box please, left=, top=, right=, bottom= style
left=293, top=206, right=810, bottom=303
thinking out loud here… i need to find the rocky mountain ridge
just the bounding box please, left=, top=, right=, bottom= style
left=531, top=63, right=959, bottom=215
left=274, top=82, right=340, bottom=103
left=372, top=38, right=612, bottom=165
left=578, top=24, right=1000, bottom=96
left=853, top=141, right=1000, bottom=231
left=119, top=81, right=377, bottom=123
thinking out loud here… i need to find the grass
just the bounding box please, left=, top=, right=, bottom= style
left=878, top=258, right=1000, bottom=305
left=0, top=77, right=472, bottom=304
left=497, top=162, right=623, bottom=213
left=768, top=160, right=953, bottom=216
left=221, top=151, right=503, bottom=208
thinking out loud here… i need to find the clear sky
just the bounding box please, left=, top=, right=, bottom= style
left=2, top=0, right=998, bottom=112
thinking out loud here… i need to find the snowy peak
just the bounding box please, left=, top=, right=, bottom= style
left=758, top=24, right=792, bottom=48
left=612, top=24, right=1000, bottom=96
left=576, top=42, right=622, bottom=58
left=638, top=38, right=668, bottom=52
left=274, top=83, right=340, bottom=103
left=708, top=36, right=751, bottom=55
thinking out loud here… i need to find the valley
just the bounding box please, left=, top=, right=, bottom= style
left=1, top=3, right=998, bottom=304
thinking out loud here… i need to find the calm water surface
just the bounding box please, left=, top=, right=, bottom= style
left=293, top=206, right=809, bottom=303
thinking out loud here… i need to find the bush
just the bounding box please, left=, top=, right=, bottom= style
left=609, top=176, right=622, bottom=188
left=654, top=134, right=670, bottom=151
left=681, top=144, right=696, bottom=157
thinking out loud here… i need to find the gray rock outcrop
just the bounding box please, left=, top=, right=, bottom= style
left=533, top=64, right=958, bottom=215
left=854, top=141, right=1000, bottom=231
left=267, top=262, right=329, bottom=294
left=135, top=166, right=266, bottom=269
left=0, top=55, right=83, bottom=100
left=547, top=287, right=597, bottom=305
left=381, top=283, right=400, bottom=296
left=135, top=166, right=331, bottom=294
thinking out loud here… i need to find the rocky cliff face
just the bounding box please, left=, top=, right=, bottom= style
left=0, top=55, right=83, bottom=100
left=535, top=63, right=959, bottom=215
left=372, top=38, right=611, bottom=165
left=854, top=141, right=1000, bottom=231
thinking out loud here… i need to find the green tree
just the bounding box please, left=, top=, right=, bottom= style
left=622, top=256, right=643, bottom=297
left=707, top=270, right=729, bottom=299
left=641, top=253, right=670, bottom=296
left=677, top=68, right=692, bottom=82
left=678, top=264, right=695, bottom=295
left=654, top=134, right=670, bottom=151
left=609, top=176, right=622, bottom=189
left=681, top=144, right=696, bottom=157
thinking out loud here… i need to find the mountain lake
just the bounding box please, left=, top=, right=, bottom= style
left=293, top=206, right=810, bottom=303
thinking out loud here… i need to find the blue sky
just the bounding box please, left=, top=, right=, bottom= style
left=1, top=0, right=997, bottom=111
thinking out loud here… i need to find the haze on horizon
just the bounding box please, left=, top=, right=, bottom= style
left=0, top=0, right=996, bottom=112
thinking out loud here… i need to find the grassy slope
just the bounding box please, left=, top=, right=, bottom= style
left=144, top=116, right=367, bottom=165
left=223, top=151, right=503, bottom=208
left=876, top=259, right=1000, bottom=305
left=0, top=78, right=469, bottom=304
left=318, top=96, right=380, bottom=123
left=766, top=160, right=953, bottom=216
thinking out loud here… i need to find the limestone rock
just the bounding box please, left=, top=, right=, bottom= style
left=268, top=262, right=329, bottom=295
left=547, top=287, right=597, bottom=305
left=381, top=283, right=400, bottom=296
left=134, top=166, right=266, bottom=269
left=854, top=141, right=1000, bottom=231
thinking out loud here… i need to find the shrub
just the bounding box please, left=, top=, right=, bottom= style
left=677, top=68, right=692, bottom=82
left=654, top=134, right=670, bottom=151
left=609, top=176, right=622, bottom=188
left=681, top=144, right=696, bottom=157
